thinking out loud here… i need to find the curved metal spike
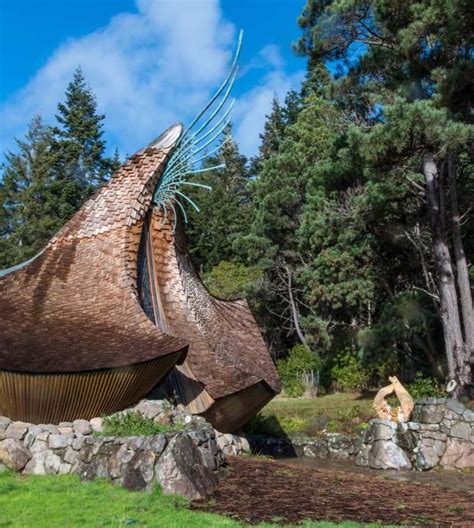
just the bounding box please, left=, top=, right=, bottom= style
left=180, top=181, right=213, bottom=191
left=180, top=29, right=243, bottom=142
left=175, top=190, right=201, bottom=212
left=165, top=107, right=233, bottom=174
left=173, top=197, right=189, bottom=224
left=151, top=30, right=243, bottom=221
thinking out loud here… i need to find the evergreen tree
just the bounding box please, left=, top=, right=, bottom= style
left=0, top=116, right=58, bottom=267
left=185, top=124, right=251, bottom=272
left=1, top=69, right=120, bottom=269
left=294, top=0, right=474, bottom=392
left=250, top=96, right=286, bottom=176
left=53, top=67, right=115, bottom=194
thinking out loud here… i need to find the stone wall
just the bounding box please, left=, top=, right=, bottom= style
left=234, top=432, right=359, bottom=459
left=0, top=400, right=225, bottom=499
left=356, top=398, right=474, bottom=470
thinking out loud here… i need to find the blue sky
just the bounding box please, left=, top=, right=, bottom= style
left=0, top=0, right=307, bottom=160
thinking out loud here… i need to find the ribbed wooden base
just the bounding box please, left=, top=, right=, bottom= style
left=200, top=382, right=275, bottom=433
left=0, top=352, right=182, bottom=423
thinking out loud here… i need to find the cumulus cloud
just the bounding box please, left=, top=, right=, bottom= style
left=234, top=47, right=304, bottom=156
left=0, top=0, right=303, bottom=159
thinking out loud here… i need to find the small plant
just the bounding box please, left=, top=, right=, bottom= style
left=96, top=412, right=178, bottom=437
left=277, top=344, right=321, bottom=398
left=326, top=420, right=339, bottom=432
left=330, top=350, right=368, bottom=392
left=336, top=404, right=361, bottom=421
left=407, top=372, right=446, bottom=401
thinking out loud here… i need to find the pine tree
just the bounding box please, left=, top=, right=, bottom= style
left=0, top=69, right=120, bottom=269
left=54, top=66, right=113, bottom=192
left=295, top=0, right=474, bottom=393
left=0, top=116, right=58, bottom=267
left=250, top=96, right=286, bottom=176
left=185, top=124, right=251, bottom=272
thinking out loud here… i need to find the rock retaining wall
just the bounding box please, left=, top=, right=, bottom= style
left=238, top=432, right=359, bottom=459
left=0, top=400, right=225, bottom=499
left=356, top=398, right=474, bottom=470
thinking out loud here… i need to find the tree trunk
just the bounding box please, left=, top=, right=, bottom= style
left=423, top=154, right=468, bottom=392
left=285, top=265, right=308, bottom=347
left=448, top=155, right=474, bottom=362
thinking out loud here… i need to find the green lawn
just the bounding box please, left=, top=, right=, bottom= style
left=246, top=392, right=375, bottom=436
left=0, top=469, right=388, bottom=528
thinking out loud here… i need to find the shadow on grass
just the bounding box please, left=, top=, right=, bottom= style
left=243, top=414, right=297, bottom=458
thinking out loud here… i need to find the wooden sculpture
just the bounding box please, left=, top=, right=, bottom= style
left=0, top=31, right=281, bottom=429
left=373, top=376, right=414, bottom=423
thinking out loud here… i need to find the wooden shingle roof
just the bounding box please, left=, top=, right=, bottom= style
left=0, top=138, right=188, bottom=372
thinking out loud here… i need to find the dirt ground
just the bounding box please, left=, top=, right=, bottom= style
left=193, top=456, right=474, bottom=526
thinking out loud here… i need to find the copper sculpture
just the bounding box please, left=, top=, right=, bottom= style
left=0, top=32, right=280, bottom=430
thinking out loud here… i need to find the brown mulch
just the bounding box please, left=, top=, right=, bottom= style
left=193, top=457, right=474, bottom=526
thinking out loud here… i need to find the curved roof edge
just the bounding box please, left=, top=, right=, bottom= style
left=0, top=248, right=46, bottom=278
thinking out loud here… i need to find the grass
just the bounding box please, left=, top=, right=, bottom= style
left=94, top=412, right=182, bottom=438
left=0, top=470, right=391, bottom=528
left=245, top=392, right=375, bottom=437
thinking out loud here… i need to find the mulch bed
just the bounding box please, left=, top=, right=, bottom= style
left=193, top=457, right=474, bottom=526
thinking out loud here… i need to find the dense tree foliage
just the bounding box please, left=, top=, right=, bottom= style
left=198, top=0, right=474, bottom=394
left=0, top=68, right=119, bottom=268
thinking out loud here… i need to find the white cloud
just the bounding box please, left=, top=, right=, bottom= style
left=0, top=0, right=304, bottom=160
left=234, top=64, right=304, bottom=157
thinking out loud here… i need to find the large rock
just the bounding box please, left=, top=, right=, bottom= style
left=440, top=438, right=474, bottom=469
left=155, top=433, right=218, bottom=500
left=412, top=404, right=444, bottom=424
left=122, top=450, right=156, bottom=491
left=371, top=420, right=396, bottom=441
left=368, top=440, right=412, bottom=470
left=72, top=420, right=92, bottom=435
left=450, top=421, right=472, bottom=441
left=414, top=444, right=440, bottom=470
left=0, top=417, right=11, bottom=432
left=134, top=400, right=169, bottom=420
left=0, top=439, right=31, bottom=470
left=5, top=422, right=29, bottom=440
left=24, top=452, right=47, bottom=475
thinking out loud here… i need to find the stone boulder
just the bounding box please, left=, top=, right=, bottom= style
left=440, top=438, right=474, bottom=469
left=0, top=438, right=31, bottom=470
left=155, top=434, right=218, bottom=500
left=368, top=440, right=412, bottom=470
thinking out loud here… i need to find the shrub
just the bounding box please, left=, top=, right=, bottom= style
left=97, top=412, right=177, bottom=437
left=336, top=405, right=361, bottom=421
left=277, top=344, right=321, bottom=398
left=203, top=261, right=262, bottom=299
left=330, top=350, right=368, bottom=392
left=407, top=372, right=446, bottom=401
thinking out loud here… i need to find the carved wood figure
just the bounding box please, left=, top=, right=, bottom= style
left=373, top=376, right=414, bottom=423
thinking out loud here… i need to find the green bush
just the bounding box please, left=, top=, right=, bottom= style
left=407, top=372, right=446, bottom=401
left=97, top=412, right=177, bottom=437
left=203, top=261, right=262, bottom=299
left=277, top=344, right=321, bottom=398
left=330, top=350, right=368, bottom=392
left=336, top=405, right=361, bottom=421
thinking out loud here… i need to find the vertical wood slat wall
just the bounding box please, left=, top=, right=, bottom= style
left=0, top=351, right=181, bottom=423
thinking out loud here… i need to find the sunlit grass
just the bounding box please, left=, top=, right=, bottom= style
left=0, top=469, right=390, bottom=527
left=254, top=392, right=375, bottom=435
